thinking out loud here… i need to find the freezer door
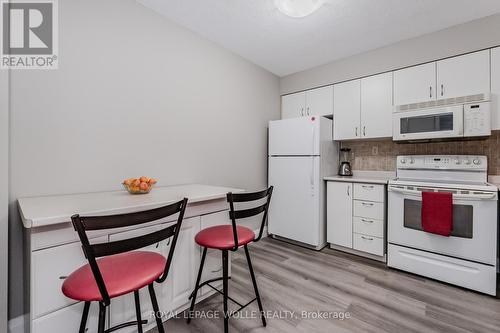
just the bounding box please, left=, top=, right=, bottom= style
left=269, top=117, right=320, bottom=156
left=268, top=156, right=320, bottom=246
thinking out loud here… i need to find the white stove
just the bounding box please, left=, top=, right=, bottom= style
left=387, top=155, right=498, bottom=295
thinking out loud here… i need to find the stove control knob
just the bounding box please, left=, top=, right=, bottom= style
left=454, top=159, right=461, bottom=165
left=409, top=158, right=415, bottom=164
left=400, top=158, right=407, bottom=164
left=473, top=159, right=481, bottom=165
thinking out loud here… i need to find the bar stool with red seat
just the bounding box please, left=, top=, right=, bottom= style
left=62, top=198, right=188, bottom=333
left=187, top=187, right=273, bottom=333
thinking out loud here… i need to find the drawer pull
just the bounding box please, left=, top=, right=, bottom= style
left=361, top=219, right=374, bottom=224
left=361, top=202, right=374, bottom=206
left=59, top=276, right=68, bottom=280
left=361, top=236, right=374, bottom=241
left=362, top=185, right=374, bottom=189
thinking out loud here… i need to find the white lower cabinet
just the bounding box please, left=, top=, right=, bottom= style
left=32, top=236, right=108, bottom=319
left=353, top=233, right=384, bottom=256
left=326, top=182, right=352, bottom=248
left=327, top=181, right=386, bottom=259
left=170, top=217, right=201, bottom=310
left=29, top=209, right=232, bottom=333
left=32, top=301, right=100, bottom=333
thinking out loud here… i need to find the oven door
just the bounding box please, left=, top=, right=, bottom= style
left=393, top=105, right=463, bottom=141
left=388, top=185, right=497, bottom=265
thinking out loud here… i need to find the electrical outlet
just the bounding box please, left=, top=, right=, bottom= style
left=372, top=146, right=378, bottom=155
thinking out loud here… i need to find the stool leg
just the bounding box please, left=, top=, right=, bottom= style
left=222, top=250, right=229, bottom=333
left=79, top=301, right=90, bottom=333
left=148, top=283, right=165, bottom=333
left=134, top=290, right=144, bottom=333
left=97, top=302, right=106, bottom=333
left=187, top=246, right=207, bottom=324
left=244, top=245, right=266, bottom=327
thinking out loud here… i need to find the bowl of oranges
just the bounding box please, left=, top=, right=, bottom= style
left=122, top=176, right=157, bottom=194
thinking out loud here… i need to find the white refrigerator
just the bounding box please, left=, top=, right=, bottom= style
left=268, top=116, right=338, bottom=250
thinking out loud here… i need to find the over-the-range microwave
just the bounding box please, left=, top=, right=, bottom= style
left=392, top=94, right=491, bottom=142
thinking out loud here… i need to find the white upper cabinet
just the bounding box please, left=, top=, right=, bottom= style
left=394, top=62, right=436, bottom=106
left=491, top=47, right=500, bottom=130
left=333, top=79, right=361, bottom=140
left=360, top=72, right=393, bottom=138
left=281, top=86, right=333, bottom=119
left=281, top=92, right=306, bottom=119
left=437, top=50, right=490, bottom=99
left=306, top=86, right=334, bottom=117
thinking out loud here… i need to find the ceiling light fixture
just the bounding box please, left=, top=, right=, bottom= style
left=275, top=0, right=325, bottom=18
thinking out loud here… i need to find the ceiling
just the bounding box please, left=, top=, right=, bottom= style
left=138, top=0, right=500, bottom=77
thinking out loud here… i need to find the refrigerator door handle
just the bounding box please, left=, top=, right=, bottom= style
left=310, top=156, right=314, bottom=189
left=310, top=124, right=315, bottom=193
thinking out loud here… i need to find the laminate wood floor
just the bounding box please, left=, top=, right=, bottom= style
left=149, top=237, right=500, bottom=333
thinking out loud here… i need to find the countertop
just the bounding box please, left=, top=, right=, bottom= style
left=18, top=184, right=242, bottom=229
left=324, top=171, right=395, bottom=185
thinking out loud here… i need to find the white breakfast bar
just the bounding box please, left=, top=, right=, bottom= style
left=18, top=184, right=242, bottom=333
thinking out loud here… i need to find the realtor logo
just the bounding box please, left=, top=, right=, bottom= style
left=1, top=0, right=58, bottom=69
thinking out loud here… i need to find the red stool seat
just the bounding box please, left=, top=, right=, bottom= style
left=195, top=225, right=255, bottom=250
left=62, top=251, right=166, bottom=302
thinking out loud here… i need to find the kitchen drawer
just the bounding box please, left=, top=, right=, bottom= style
left=32, top=236, right=108, bottom=318
left=353, top=200, right=384, bottom=220
left=353, top=216, right=384, bottom=238
left=32, top=301, right=100, bottom=333
left=353, top=233, right=384, bottom=256
left=353, top=183, right=385, bottom=202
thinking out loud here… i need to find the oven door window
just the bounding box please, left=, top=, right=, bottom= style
left=400, top=112, right=454, bottom=134
left=403, top=199, right=473, bottom=238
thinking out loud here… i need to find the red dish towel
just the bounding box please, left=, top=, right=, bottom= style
left=421, top=191, right=453, bottom=237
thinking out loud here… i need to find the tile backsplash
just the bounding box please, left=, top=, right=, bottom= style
left=341, top=130, right=500, bottom=175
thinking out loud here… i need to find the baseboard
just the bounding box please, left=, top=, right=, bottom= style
left=8, top=314, right=25, bottom=333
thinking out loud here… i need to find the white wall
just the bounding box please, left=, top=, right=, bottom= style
left=8, top=0, right=280, bottom=319
left=0, top=67, right=9, bottom=333
left=281, top=13, right=500, bottom=94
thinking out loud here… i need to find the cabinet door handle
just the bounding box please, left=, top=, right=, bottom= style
left=347, top=186, right=350, bottom=197
left=362, top=185, right=374, bottom=189
left=355, top=127, right=358, bottom=137
left=361, top=218, right=374, bottom=224
left=363, top=126, right=366, bottom=136
left=361, top=236, right=374, bottom=241
left=301, top=108, right=304, bottom=116
left=59, top=276, right=68, bottom=280
left=429, top=86, right=432, bottom=98
left=307, top=107, right=310, bottom=116
left=441, top=84, right=444, bottom=97
left=361, top=202, right=374, bottom=206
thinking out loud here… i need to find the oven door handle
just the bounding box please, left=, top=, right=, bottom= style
left=388, top=186, right=497, bottom=200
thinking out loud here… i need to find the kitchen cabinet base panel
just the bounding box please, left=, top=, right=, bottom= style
left=329, top=244, right=387, bottom=263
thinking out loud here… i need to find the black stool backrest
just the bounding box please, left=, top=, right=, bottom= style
left=226, top=186, right=273, bottom=251
left=71, top=198, right=188, bottom=305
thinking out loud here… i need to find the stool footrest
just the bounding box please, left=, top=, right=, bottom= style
left=202, top=280, right=258, bottom=316
left=188, top=276, right=231, bottom=300
left=228, top=298, right=257, bottom=318
left=105, top=319, right=147, bottom=333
